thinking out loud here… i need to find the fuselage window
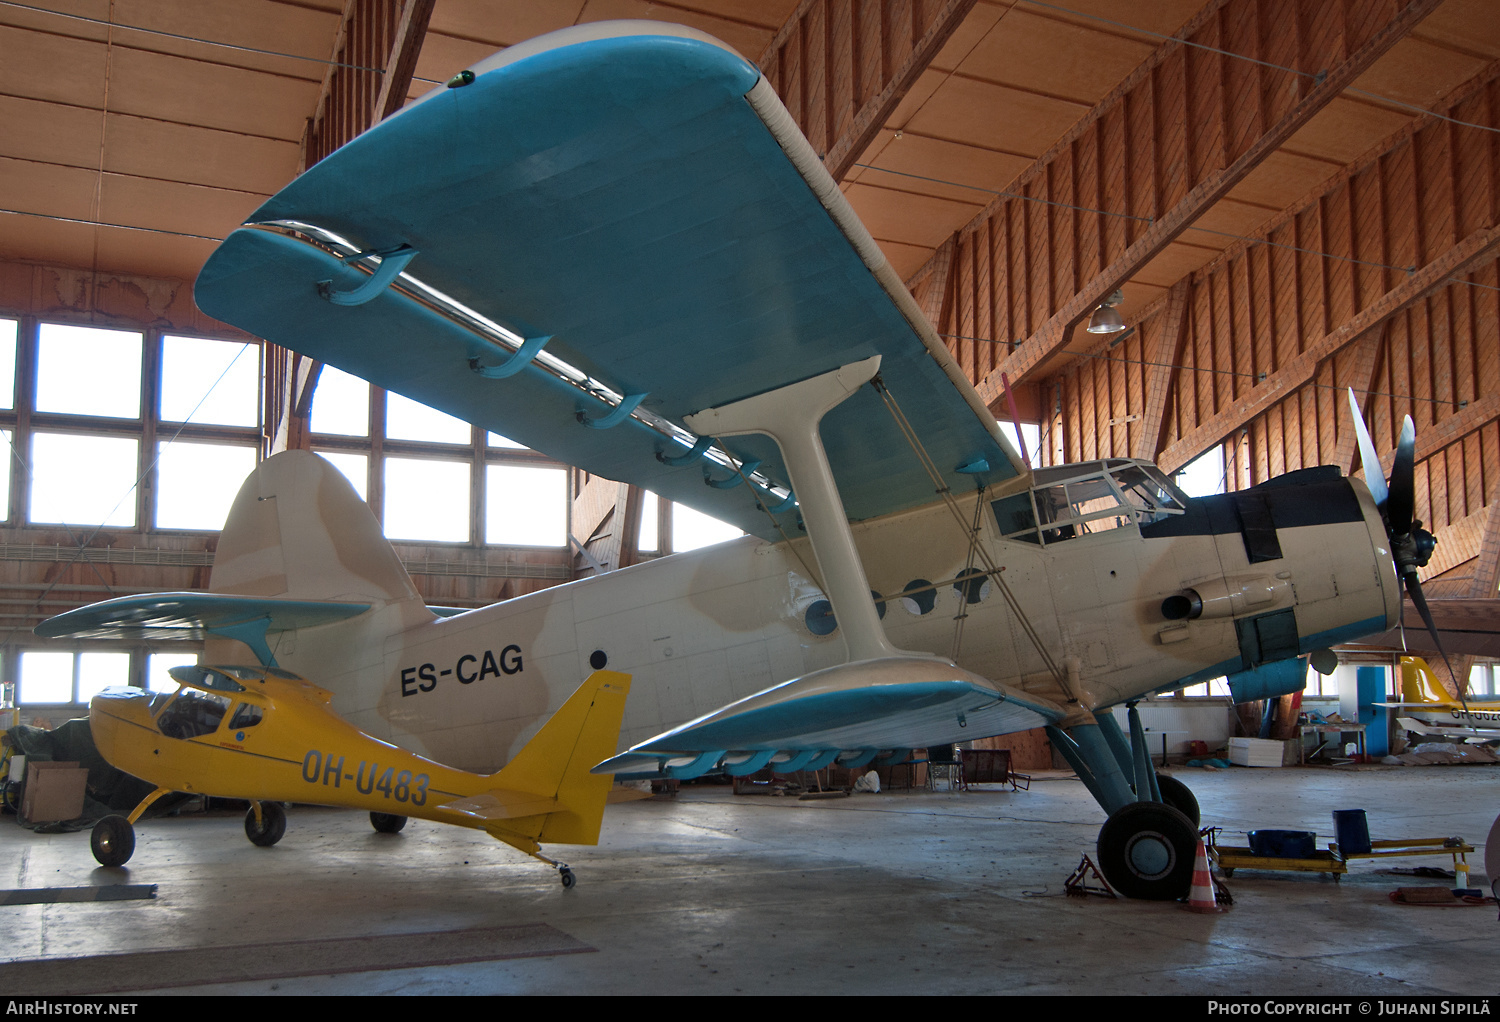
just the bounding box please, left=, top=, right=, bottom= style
left=900, top=579, right=937, bottom=615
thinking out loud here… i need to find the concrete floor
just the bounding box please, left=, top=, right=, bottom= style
left=0, top=764, right=1495, bottom=996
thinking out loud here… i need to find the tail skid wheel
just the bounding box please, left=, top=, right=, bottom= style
left=559, top=866, right=576, bottom=889
left=91, top=815, right=136, bottom=867
left=245, top=801, right=287, bottom=847
left=1096, top=801, right=1197, bottom=900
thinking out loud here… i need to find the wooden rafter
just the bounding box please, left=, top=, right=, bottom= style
left=759, top=0, right=979, bottom=183
left=902, top=0, right=1441, bottom=401
left=1044, top=54, right=1500, bottom=546
left=1157, top=226, right=1500, bottom=474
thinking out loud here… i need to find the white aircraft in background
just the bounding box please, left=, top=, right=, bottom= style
left=40, top=22, right=1440, bottom=899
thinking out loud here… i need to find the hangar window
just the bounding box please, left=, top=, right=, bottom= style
left=387, top=392, right=470, bottom=445
left=155, top=441, right=258, bottom=530
left=36, top=324, right=142, bottom=419
left=30, top=433, right=140, bottom=527
left=384, top=457, right=470, bottom=542
left=674, top=501, right=745, bottom=552
left=310, top=365, right=369, bottom=436
left=16, top=650, right=128, bottom=705
left=486, top=464, right=566, bottom=546
left=0, top=318, right=15, bottom=409
left=315, top=450, right=369, bottom=500
left=159, top=336, right=259, bottom=427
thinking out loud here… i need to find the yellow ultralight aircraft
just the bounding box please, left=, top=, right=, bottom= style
left=86, top=664, right=632, bottom=888
left=1383, top=656, right=1500, bottom=744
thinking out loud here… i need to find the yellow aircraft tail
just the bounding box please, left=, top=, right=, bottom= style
left=1400, top=657, right=1452, bottom=705
left=486, top=669, right=632, bottom=846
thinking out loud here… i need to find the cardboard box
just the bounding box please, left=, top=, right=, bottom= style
left=21, top=761, right=89, bottom=823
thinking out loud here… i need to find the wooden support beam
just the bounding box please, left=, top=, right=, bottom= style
left=373, top=0, right=435, bottom=123
left=911, top=0, right=1444, bottom=400
left=1158, top=226, right=1500, bottom=474
left=1044, top=55, right=1500, bottom=515
left=759, top=0, right=978, bottom=182
left=1132, top=279, right=1189, bottom=461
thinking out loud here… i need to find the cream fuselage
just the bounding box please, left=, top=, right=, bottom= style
left=251, top=474, right=1400, bottom=775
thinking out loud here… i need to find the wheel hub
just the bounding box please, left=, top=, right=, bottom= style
left=1124, top=829, right=1175, bottom=879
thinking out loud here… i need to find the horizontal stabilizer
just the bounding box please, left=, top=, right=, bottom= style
left=593, top=656, right=1063, bottom=778
left=35, top=593, right=370, bottom=667
left=437, top=790, right=560, bottom=821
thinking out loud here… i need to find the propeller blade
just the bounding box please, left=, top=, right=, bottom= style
left=1387, top=415, right=1416, bottom=535
left=1403, top=569, right=1456, bottom=686
left=1347, top=388, right=1388, bottom=507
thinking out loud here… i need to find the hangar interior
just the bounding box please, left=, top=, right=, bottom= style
left=0, top=0, right=1496, bottom=997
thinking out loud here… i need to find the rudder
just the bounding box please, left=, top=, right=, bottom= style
left=491, top=670, right=632, bottom=845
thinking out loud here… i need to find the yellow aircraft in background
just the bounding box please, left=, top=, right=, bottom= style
left=86, top=664, right=632, bottom=887
left=1383, top=657, right=1500, bottom=744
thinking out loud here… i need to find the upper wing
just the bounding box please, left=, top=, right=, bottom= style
left=194, top=22, right=1025, bottom=540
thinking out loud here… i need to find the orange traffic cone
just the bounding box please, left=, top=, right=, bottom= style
left=1184, top=837, right=1222, bottom=912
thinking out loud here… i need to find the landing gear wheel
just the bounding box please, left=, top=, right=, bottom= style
left=369, top=812, right=407, bottom=834
left=0, top=779, right=17, bottom=814
left=559, top=867, right=576, bottom=889
left=244, top=802, right=286, bottom=847
left=91, top=815, right=135, bottom=867
left=1154, top=774, right=1200, bottom=828
left=1096, top=801, right=1197, bottom=900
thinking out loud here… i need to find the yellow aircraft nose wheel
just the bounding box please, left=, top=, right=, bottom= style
left=245, top=800, right=287, bottom=847
left=90, top=815, right=136, bottom=868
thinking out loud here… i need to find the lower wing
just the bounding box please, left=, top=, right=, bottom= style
left=592, top=656, right=1065, bottom=780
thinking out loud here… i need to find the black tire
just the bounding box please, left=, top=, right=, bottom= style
left=91, top=815, right=135, bottom=867
left=370, top=812, right=407, bottom=834
left=1155, top=774, right=1200, bottom=827
left=0, top=779, right=17, bottom=814
left=245, top=802, right=286, bottom=847
left=1096, top=801, right=1198, bottom=900
left=559, top=867, right=576, bottom=889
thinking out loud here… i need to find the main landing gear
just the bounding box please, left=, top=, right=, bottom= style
left=1047, top=703, right=1202, bottom=900
left=89, top=792, right=289, bottom=867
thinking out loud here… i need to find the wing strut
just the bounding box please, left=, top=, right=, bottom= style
left=686, top=356, right=905, bottom=663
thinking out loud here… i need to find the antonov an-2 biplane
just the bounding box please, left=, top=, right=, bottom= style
left=39, top=22, right=1444, bottom=899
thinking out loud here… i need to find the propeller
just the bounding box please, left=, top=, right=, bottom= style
left=1346, top=389, right=1448, bottom=676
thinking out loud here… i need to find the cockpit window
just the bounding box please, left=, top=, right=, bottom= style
left=228, top=702, right=264, bottom=730
left=156, top=689, right=232, bottom=740
left=992, top=460, right=1185, bottom=546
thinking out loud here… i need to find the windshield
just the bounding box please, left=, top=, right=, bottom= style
left=991, top=460, right=1184, bottom=545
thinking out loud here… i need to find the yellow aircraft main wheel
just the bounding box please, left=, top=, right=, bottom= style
left=369, top=812, right=407, bottom=834
left=91, top=815, right=135, bottom=867
left=244, top=801, right=287, bottom=847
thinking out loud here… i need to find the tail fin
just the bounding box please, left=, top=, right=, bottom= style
left=1401, top=657, right=1451, bottom=704
left=493, top=670, right=633, bottom=845
left=210, top=450, right=421, bottom=606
